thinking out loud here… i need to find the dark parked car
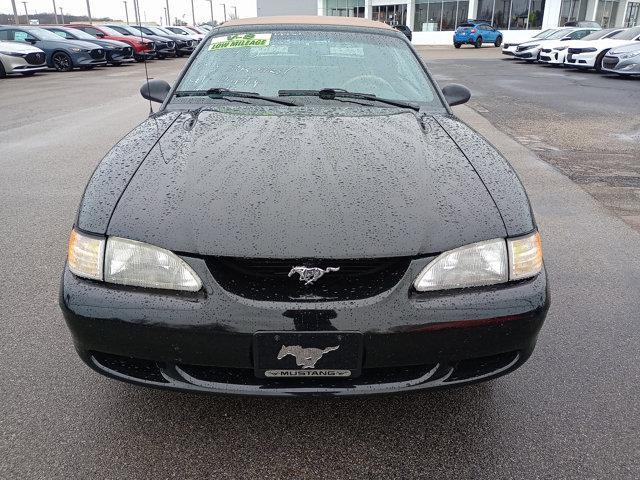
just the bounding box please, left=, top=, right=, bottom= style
left=564, top=21, right=601, bottom=28
left=68, top=24, right=155, bottom=62
left=0, top=26, right=106, bottom=71
left=393, top=24, right=412, bottom=41
left=44, top=26, right=133, bottom=66
left=132, top=25, right=198, bottom=57
left=61, top=16, right=548, bottom=396
left=104, top=24, right=176, bottom=59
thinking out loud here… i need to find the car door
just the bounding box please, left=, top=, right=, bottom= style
left=12, top=29, right=44, bottom=50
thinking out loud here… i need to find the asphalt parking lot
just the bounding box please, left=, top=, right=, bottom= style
left=1, top=55, right=639, bottom=479
left=419, top=46, right=640, bottom=230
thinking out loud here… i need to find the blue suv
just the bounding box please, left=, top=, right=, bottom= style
left=454, top=21, right=503, bottom=48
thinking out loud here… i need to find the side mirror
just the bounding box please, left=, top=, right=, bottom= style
left=442, top=84, right=471, bottom=107
left=26, top=38, right=37, bottom=45
left=96, top=32, right=105, bottom=38
left=140, top=79, right=171, bottom=103
left=561, top=36, right=571, bottom=41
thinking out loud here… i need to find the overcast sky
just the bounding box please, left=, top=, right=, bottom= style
left=1, top=0, right=235, bottom=24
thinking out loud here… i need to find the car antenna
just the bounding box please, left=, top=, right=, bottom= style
left=138, top=27, right=153, bottom=115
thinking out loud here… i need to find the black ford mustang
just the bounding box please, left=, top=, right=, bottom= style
left=60, top=16, right=549, bottom=396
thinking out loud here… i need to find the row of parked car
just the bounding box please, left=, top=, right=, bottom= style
left=0, top=23, right=212, bottom=78
left=502, top=25, right=640, bottom=76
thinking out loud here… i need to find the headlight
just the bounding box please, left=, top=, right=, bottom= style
left=67, top=229, right=202, bottom=291
left=70, top=47, right=88, bottom=53
left=619, top=51, right=640, bottom=60
left=581, top=48, right=597, bottom=53
left=555, top=46, right=568, bottom=51
left=414, top=232, right=543, bottom=292
left=68, top=229, right=105, bottom=281
left=0, top=51, right=26, bottom=57
left=525, top=44, right=539, bottom=50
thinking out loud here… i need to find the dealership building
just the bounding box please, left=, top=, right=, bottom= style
left=245, top=0, right=639, bottom=43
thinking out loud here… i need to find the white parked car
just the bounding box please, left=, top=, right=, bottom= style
left=502, top=29, right=560, bottom=57
left=514, top=27, right=599, bottom=62
left=539, top=28, right=624, bottom=65
left=602, top=42, right=640, bottom=76
left=165, top=26, right=205, bottom=41
left=0, top=39, right=47, bottom=78
left=565, top=26, right=640, bottom=72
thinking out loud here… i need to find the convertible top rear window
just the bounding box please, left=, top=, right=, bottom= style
left=175, top=30, right=441, bottom=107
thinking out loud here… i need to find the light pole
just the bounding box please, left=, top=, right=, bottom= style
left=11, top=0, right=19, bottom=25
left=123, top=1, right=129, bottom=24
left=163, top=7, right=167, bottom=25
left=86, top=0, right=93, bottom=24
left=190, top=0, right=196, bottom=25
left=205, top=0, right=214, bottom=25
left=52, top=0, right=58, bottom=23
left=22, top=2, right=29, bottom=24
left=133, top=0, right=140, bottom=25
left=231, top=5, right=237, bottom=19
left=220, top=3, right=226, bottom=22
left=59, top=6, right=64, bottom=24
left=166, top=0, right=171, bottom=26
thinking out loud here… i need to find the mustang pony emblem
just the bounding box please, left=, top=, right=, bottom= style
left=288, top=266, right=340, bottom=285
left=277, top=345, right=340, bottom=369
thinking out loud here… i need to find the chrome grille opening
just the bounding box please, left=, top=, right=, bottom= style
left=205, top=257, right=411, bottom=302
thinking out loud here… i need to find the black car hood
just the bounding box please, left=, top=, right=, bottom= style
left=106, top=108, right=507, bottom=258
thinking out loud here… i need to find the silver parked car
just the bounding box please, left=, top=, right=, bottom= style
left=602, top=42, right=640, bottom=76
left=0, top=39, right=47, bottom=78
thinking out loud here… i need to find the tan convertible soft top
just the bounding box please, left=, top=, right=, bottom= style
left=221, top=15, right=395, bottom=31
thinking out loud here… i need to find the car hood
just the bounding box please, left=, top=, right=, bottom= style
left=46, top=38, right=102, bottom=50
left=567, top=38, right=635, bottom=49
left=90, top=38, right=129, bottom=48
left=610, top=43, right=640, bottom=55
left=0, top=40, right=42, bottom=53
left=106, top=109, right=507, bottom=259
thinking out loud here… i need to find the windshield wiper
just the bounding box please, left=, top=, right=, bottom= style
left=174, top=88, right=298, bottom=106
left=278, top=88, right=420, bottom=112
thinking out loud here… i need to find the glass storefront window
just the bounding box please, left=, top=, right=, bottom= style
left=372, top=4, right=408, bottom=26
left=559, top=0, right=588, bottom=25
left=414, top=1, right=469, bottom=31
left=325, top=0, right=365, bottom=17
left=475, top=0, right=546, bottom=29
left=626, top=2, right=640, bottom=27
left=596, top=0, right=620, bottom=28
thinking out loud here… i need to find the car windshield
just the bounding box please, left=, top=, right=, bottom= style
left=534, top=29, right=554, bottom=38
left=612, top=27, right=640, bottom=40
left=148, top=27, right=169, bottom=35
left=174, top=30, right=441, bottom=108
left=31, top=27, right=70, bottom=41
left=58, top=28, right=95, bottom=41
left=113, top=26, right=140, bottom=36
left=545, top=28, right=574, bottom=39
left=582, top=28, right=617, bottom=40
left=99, top=26, right=124, bottom=36
left=168, top=27, right=187, bottom=35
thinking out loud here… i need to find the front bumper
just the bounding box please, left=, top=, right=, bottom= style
left=106, top=49, right=134, bottom=64
left=539, top=49, right=567, bottom=64
left=514, top=47, right=540, bottom=60
left=60, top=257, right=549, bottom=396
left=502, top=45, right=518, bottom=56
left=602, top=55, right=640, bottom=75
left=1, top=53, right=47, bottom=74
left=565, top=51, right=597, bottom=68
left=75, top=53, right=107, bottom=67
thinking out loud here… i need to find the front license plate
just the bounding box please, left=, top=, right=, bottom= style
left=253, top=331, right=363, bottom=378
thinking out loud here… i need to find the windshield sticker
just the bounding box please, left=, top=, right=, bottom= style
left=209, top=33, right=272, bottom=50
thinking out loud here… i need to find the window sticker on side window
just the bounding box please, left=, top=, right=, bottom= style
left=209, top=33, right=272, bottom=50
left=14, top=31, right=28, bottom=41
